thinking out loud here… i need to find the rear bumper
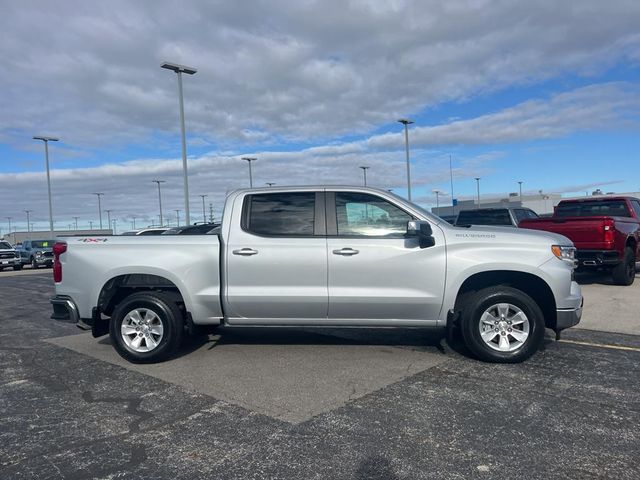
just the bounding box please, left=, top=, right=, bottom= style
left=50, top=295, right=91, bottom=330
left=576, top=249, right=620, bottom=267
left=556, top=297, right=583, bottom=331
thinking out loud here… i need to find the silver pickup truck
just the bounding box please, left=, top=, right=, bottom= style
left=50, top=186, right=582, bottom=364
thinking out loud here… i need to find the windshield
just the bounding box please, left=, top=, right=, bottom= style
left=0, top=241, right=12, bottom=249
left=555, top=200, right=631, bottom=217
left=31, top=240, right=55, bottom=248
left=456, top=209, right=512, bottom=226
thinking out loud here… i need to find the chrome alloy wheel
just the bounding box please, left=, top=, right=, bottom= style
left=479, top=303, right=530, bottom=352
left=121, top=308, right=164, bottom=353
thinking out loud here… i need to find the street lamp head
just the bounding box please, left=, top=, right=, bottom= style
left=152, top=179, right=166, bottom=184
left=33, top=136, right=59, bottom=142
left=92, top=192, right=104, bottom=196
left=161, top=62, right=197, bottom=75
left=359, top=166, right=369, bottom=170
left=397, top=119, right=414, bottom=125
left=242, top=157, right=257, bottom=162
left=475, top=177, right=481, bottom=181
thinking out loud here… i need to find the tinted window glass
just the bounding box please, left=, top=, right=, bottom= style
left=456, top=209, right=512, bottom=226
left=247, top=192, right=315, bottom=236
left=335, top=193, right=412, bottom=237
left=0, top=242, right=12, bottom=249
left=513, top=209, right=527, bottom=224
left=631, top=200, right=640, bottom=218
left=138, top=229, right=165, bottom=235
left=555, top=200, right=631, bottom=217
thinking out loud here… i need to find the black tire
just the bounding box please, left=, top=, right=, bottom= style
left=13, top=264, right=23, bottom=271
left=612, top=247, right=635, bottom=286
left=460, top=286, right=545, bottom=363
left=109, top=291, right=184, bottom=363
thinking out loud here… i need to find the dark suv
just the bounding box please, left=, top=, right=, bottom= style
left=455, top=207, right=539, bottom=227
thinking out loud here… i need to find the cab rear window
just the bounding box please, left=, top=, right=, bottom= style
left=555, top=201, right=631, bottom=217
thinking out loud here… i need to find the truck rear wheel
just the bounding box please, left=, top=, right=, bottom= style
left=109, top=291, right=184, bottom=363
left=612, top=247, right=635, bottom=286
left=460, top=286, right=545, bottom=363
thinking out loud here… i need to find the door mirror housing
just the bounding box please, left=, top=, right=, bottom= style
left=406, top=221, right=435, bottom=248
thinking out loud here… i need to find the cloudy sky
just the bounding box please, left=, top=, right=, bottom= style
left=1, top=0, right=639, bottom=232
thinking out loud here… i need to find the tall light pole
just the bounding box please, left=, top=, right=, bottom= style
left=33, top=136, right=59, bottom=234
left=132, top=216, right=137, bottom=229
left=112, top=219, right=117, bottom=235
left=6, top=217, right=12, bottom=233
left=24, top=210, right=32, bottom=234
left=105, top=209, right=112, bottom=230
left=475, top=178, right=481, bottom=209
left=433, top=189, right=442, bottom=211
left=242, top=157, right=256, bottom=187
left=359, top=166, right=370, bottom=187
left=161, top=62, right=197, bottom=225
left=518, top=181, right=523, bottom=202
left=397, top=119, right=414, bottom=201
left=92, top=193, right=104, bottom=229
left=89, top=220, right=93, bottom=230
left=152, top=180, right=166, bottom=226
left=73, top=216, right=79, bottom=230
left=199, top=194, right=207, bottom=223
left=174, top=209, right=181, bottom=226
left=449, top=154, right=455, bottom=216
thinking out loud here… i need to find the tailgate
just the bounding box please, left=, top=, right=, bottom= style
left=520, top=217, right=608, bottom=248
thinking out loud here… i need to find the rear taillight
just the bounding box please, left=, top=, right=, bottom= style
left=603, top=219, right=615, bottom=245
left=53, top=242, right=67, bottom=283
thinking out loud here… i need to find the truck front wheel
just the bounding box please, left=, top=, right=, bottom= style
left=110, top=291, right=184, bottom=363
left=612, top=247, right=635, bottom=286
left=460, top=286, right=545, bottom=363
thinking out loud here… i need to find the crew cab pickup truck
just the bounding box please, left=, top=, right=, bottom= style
left=50, top=186, right=583, bottom=364
left=18, top=239, right=55, bottom=268
left=520, top=197, right=640, bottom=285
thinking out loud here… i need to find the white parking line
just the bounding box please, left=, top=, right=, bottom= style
left=558, top=339, right=640, bottom=352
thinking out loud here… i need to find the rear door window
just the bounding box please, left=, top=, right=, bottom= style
left=245, top=192, right=316, bottom=236
left=630, top=200, right=640, bottom=218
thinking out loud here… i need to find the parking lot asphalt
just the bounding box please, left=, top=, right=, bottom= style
left=1, top=273, right=639, bottom=479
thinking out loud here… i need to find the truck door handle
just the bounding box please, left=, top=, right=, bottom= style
left=233, top=248, right=258, bottom=256
left=332, top=248, right=359, bottom=256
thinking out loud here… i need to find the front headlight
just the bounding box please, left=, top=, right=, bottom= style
left=552, top=245, right=577, bottom=268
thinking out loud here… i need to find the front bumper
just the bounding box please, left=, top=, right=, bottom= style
left=0, top=257, right=21, bottom=267
left=50, top=295, right=91, bottom=330
left=556, top=297, right=583, bottom=330
left=34, top=255, right=53, bottom=266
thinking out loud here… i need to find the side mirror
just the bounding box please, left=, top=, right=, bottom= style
left=406, top=221, right=435, bottom=248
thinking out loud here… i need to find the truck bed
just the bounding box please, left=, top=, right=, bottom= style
left=55, top=235, right=223, bottom=323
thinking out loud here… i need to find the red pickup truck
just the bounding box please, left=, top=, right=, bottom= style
left=519, top=197, right=640, bottom=285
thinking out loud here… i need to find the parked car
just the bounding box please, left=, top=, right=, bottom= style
left=0, top=241, right=22, bottom=271
left=51, top=186, right=582, bottom=364
left=121, top=228, right=169, bottom=236
left=455, top=207, right=539, bottom=227
left=162, top=223, right=220, bottom=235
left=18, top=239, right=55, bottom=268
left=519, top=197, right=640, bottom=285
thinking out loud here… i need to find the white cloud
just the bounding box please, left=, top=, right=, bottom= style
left=1, top=0, right=639, bottom=149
